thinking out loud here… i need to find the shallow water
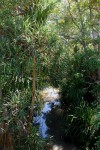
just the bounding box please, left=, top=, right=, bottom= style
left=33, top=87, right=80, bottom=150
left=34, top=99, right=60, bottom=138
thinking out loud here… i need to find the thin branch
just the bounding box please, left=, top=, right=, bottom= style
left=67, top=0, right=80, bottom=30
left=74, top=0, right=87, bottom=51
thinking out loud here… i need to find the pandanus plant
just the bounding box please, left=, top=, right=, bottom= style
left=0, top=0, right=58, bottom=149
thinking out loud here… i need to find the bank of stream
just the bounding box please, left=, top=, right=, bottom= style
left=33, top=87, right=80, bottom=150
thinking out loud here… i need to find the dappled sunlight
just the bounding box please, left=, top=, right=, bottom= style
left=1, top=0, right=99, bottom=149
left=40, top=87, right=59, bottom=102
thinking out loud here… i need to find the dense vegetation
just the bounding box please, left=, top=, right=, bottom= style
left=0, top=0, right=100, bottom=150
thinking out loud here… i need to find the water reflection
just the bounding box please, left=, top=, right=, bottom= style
left=33, top=87, right=80, bottom=150
left=34, top=100, right=60, bottom=138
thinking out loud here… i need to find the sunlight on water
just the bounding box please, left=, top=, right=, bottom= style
left=33, top=87, right=79, bottom=150
left=34, top=87, right=60, bottom=138
left=40, top=87, right=59, bottom=101
left=53, top=145, right=63, bottom=150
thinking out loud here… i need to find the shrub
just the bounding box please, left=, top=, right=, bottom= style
left=0, top=89, right=45, bottom=150
left=60, top=49, right=100, bottom=149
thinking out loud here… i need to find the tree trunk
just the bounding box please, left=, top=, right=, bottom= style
left=32, top=54, right=36, bottom=107
left=98, top=68, right=100, bottom=99
left=0, top=87, right=2, bottom=100
left=29, top=53, right=36, bottom=123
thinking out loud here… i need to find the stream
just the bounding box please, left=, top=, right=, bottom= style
left=33, top=87, right=80, bottom=150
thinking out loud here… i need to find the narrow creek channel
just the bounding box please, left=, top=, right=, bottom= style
left=33, top=87, right=80, bottom=150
